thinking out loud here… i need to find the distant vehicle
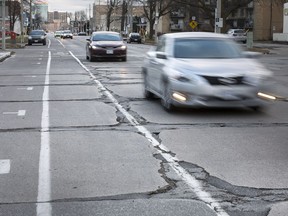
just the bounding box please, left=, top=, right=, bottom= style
left=227, top=29, right=247, bottom=43
left=54, top=31, right=63, bottom=38
left=28, top=30, right=46, bottom=45
left=127, top=32, right=141, bottom=43
left=78, top=32, right=87, bottom=36
left=142, top=32, right=275, bottom=111
left=62, top=30, right=73, bottom=39
left=86, top=31, right=127, bottom=62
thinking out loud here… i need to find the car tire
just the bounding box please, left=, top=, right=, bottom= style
left=28, top=42, right=32, bottom=45
left=161, top=82, right=174, bottom=111
left=143, top=73, right=154, bottom=99
left=122, top=56, right=127, bottom=62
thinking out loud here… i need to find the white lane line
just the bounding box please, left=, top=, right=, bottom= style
left=0, top=160, right=11, bottom=174
left=18, top=110, right=26, bottom=116
left=3, top=110, right=26, bottom=116
left=37, top=51, right=52, bottom=216
left=17, top=87, right=34, bottom=91
left=69, top=51, right=230, bottom=216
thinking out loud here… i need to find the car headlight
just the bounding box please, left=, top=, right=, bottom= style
left=41, top=36, right=45, bottom=39
left=92, top=45, right=100, bottom=49
left=120, top=45, right=127, bottom=50
left=28, top=36, right=32, bottom=39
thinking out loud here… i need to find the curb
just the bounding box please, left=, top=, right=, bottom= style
left=0, top=51, right=11, bottom=62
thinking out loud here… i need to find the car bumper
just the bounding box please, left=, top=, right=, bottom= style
left=90, top=50, right=127, bottom=58
left=169, top=82, right=274, bottom=108
left=28, top=39, right=45, bottom=43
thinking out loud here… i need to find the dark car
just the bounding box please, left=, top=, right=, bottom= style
left=86, top=31, right=127, bottom=62
left=127, top=33, right=141, bottom=43
left=28, top=30, right=46, bottom=45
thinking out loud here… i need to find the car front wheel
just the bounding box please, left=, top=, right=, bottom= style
left=143, top=73, right=154, bottom=99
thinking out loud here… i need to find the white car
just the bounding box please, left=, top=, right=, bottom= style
left=62, top=30, right=73, bottom=39
left=142, top=32, right=275, bottom=111
left=227, top=29, right=247, bottom=43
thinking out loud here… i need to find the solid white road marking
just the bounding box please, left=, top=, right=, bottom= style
left=17, top=87, right=34, bottom=91
left=69, top=51, right=230, bottom=216
left=37, top=51, right=52, bottom=216
left=0, top=160, right=11, bottom=174
left=3, top=110, right=26, bottom=116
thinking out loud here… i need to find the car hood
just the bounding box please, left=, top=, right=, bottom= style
left=91, top=41, right=124, bottom=47
left=170, top=58, right=272, bottom=77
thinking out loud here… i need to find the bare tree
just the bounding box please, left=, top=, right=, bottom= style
left=7, top=0, right=21, bottom=31
left=105, top=0, right=122, bottom=31
left=136, top=0, right=174, bottom=39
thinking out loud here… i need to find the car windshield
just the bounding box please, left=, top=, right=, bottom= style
left=234, top=30, right=245, bottom=33
left=174, top=38, right=242, bottom=59
left=92, top=33, right=121, bottom=41
left=64, top=30, right=71, bottom=33
left=30, top=31, right=45, bottom=35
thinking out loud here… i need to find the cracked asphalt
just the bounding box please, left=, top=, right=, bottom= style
left=0, top=35, right=287, bottom=216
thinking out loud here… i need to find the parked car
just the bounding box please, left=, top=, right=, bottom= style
left=78, top=32, right=87, bottom=36
left=142, top=32, right=275, bottom=111
left=28, top=30, right=46, bottom=45
left=86, top=31, right=127, bottom=62
left=61, top=30, right=73, bottom=39
left=127, top=33, right=142, bottom=43
left=54, top=30, right=63, bottom=38
left=227, top=29, right=247, bottom=43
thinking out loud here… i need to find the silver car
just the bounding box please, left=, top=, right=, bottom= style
left=227, top=29, right=247, bottom=43
left=142, top=32, right=275, bottom=111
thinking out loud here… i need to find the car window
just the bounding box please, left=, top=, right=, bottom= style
left=30, top=30, right=45, bottom=35
left=156, top=36, right=166, bottom=52
left=174, top=38, right=242, bottom=59
left=92, top=33, right=121, bottom=41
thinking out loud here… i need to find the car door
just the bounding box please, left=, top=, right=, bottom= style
left=151, top=36, right=167, bottom=94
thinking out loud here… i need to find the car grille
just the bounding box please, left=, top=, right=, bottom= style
left=201, top=76, right=246, bottom=85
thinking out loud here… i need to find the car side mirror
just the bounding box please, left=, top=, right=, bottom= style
left=86, top=38, right=91, bottom=42
left=156, top=53, right=167, bottom=59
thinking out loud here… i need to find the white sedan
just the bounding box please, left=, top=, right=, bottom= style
left=142, top=32, right=275, bottom=111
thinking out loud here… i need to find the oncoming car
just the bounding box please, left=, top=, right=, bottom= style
left=62, top=30, right=73, bottom=39
left=86, top=31, right=127, bottom=62
left=54, top=30, right=62, bottom=38
left=28, top=30, right=47, bottom=45
left=142, top=32, right=275, bottom=111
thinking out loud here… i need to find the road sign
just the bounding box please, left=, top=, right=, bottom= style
left=189, top=20, right=198, bottom=29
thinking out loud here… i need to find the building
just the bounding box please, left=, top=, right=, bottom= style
left=34, top=0, right=48, bottom=22
left=46, top=11, right=70, bottom=32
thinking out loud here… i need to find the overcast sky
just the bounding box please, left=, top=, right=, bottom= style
left=47, top=0, right=96, bottom=13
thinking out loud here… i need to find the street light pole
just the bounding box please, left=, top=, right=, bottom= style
left=1, top=0, right=6, bottom=50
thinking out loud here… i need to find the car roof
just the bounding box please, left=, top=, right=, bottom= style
left=163, top=32, right=230, bottom=39
left=92, top=31, right=120, bottom=35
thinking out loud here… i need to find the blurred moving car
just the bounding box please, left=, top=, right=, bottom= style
left=227, top=29, right=247, bottom=43
left=62, top=30, right=73, bottom=39
left=78, top=32, right=87, bottom=36
left=142, top=32, right=275, bottom=111
left=127, top=33, right=142, bottom=43
left=28, top=30, right=46, bottom=45
left=86, top=31, right=127, bottom=62
left=54, top=31, right=63, bottom=38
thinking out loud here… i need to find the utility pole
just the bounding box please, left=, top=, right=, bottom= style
left=29, top=0, right=32, bottom=32
left=154, top=1, right=159, bottom=43
left=1, top=0, right=6, bottom=50
left=20, top=0, right=24, bottom=43
left=215, top=0, right=222, bottom=33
